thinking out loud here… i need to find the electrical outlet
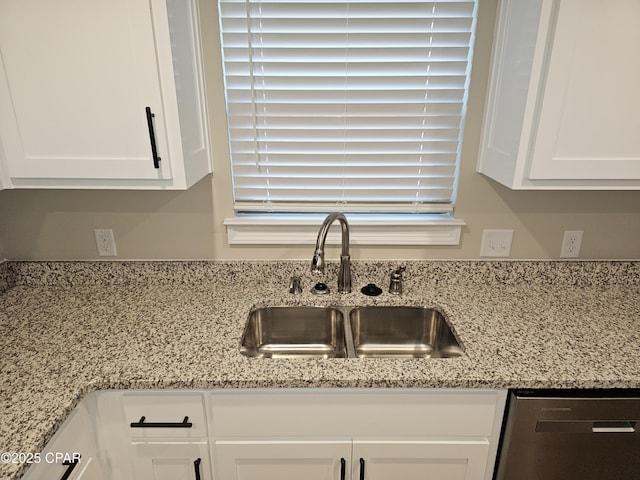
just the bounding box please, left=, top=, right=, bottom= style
left=480, top=229, right=514, bottom=257
left=94, top=229, right=118, bottom=257
left=560, top=230, right=583, bottom=258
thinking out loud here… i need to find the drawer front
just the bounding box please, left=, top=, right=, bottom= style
left=122, top=392, right=207, bottom=439
left=211, top=389, right=504, bottom=438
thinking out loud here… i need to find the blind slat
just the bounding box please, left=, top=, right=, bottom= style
left=230, top=128, right=462, bottom=141
left=230, top=153, right=459, bottom=165
left=227, top=103, right=465, bottom=117
left=222, top=32, right=472, bottom=48
left=228, top=115, right=463, bottom=128
left=222, top=62, right=469, bottom=76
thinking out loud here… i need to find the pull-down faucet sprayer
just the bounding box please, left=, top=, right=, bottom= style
left=311, top=212, right=352, bottom=293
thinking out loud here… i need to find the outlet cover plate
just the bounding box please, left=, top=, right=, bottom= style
left=94, top=229, right=117, bottom=257
left=480, top=229, right=514, bottom=258
left=560, top=230, right=583, bottom=258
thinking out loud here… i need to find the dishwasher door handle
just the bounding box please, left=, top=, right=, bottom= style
left=592, top=421, right=636, bottom=433
left=537, top=420, right=637, bottom=433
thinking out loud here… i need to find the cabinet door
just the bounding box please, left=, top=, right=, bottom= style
left=22, top=406, right=106, bottom=480
left=214, top=440, right=352, bottom=480
left=130, top=442, right=212, bottom=480
left=528, top=0, right=640, bottom=181
left=353, top=440, right=489, bottom=480
left=0, top=0, right=172, bottom=182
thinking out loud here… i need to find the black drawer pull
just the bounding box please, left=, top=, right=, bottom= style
left=145, top=106, right=161, bottom=168
left=359, top=458, right=365, bottom=480
left=130, top=415, right=193, bottom=428
left=194, top=458, right=202, bottom=480
left=340, top=458, right=346, bottom=480
left=60, top=457, right=80, bottom=480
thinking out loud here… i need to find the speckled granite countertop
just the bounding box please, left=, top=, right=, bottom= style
left=1, top=260, right=640, bottom=479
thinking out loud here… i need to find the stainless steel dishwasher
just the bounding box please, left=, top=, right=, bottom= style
left=495, top=389, right=640, bottom=480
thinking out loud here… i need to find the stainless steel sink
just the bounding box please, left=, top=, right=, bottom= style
left=349, top=306, right=463, bottom=358
left=239, top=305, right=463, bottom=359
left=239, top=306, right=347, bottom=358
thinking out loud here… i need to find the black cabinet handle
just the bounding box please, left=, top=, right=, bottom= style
left=340, top=458, right=346, bottom=480
left=60, top=457, right=80, bottom=480
left=145, top=106, right=161, bottom=168
left=359, top=458, right=365, bottom=480
left=194, top=458, right=202, bottom=480
left=130, top=415, right=193, bottom=428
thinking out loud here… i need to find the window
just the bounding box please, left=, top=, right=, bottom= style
left=218, top=0, right=477, bottom=245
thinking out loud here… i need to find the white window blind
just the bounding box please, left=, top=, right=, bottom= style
left=219, top=0, right=478, bottom=214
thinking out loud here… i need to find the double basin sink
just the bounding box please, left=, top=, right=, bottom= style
left=240, top=306, right=463, bottom=359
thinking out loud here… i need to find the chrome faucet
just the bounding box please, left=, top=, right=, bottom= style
left=311, top=212, right=352, bottom=293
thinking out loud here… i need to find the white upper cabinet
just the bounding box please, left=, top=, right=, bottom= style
left=477, top=0, right=640, bottom=189
left=0, top=0, right=211, bottom=190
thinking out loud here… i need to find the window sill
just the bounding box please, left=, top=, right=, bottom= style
left=223, top=214, right=465, bottom=246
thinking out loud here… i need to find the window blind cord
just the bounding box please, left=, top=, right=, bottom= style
left=341, top=1, right=350, bottom=208
left=257, top=1, right=271, bottom=207
left=415, top=3, right=437, bottom=210
left=245, top=0, right=258, bottom=171
left=246, top=0, right=272, bottom=206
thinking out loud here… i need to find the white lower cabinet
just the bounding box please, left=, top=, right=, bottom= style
left=22, top=402, right=106, bottom=480
left=23, top=389, right=506, bottom=480
left=210, top=389, right=507, bottom=480
left=353, top=440, right=489, bottom=480
left=129, top=441, right=212, bottom=480
left=215, top=439, right=489, bottom=480
left=94, top=390, right=211, bottom=480
left=215, top=440, right=352, bottom=480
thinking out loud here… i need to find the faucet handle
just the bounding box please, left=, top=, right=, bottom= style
left=289, top=275, right=303, bottom=295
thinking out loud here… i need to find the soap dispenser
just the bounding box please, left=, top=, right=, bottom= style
left=389, top=266, right=405, bottom=295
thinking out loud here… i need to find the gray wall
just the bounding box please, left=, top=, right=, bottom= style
left=1, top=0, right=639, bottom=261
